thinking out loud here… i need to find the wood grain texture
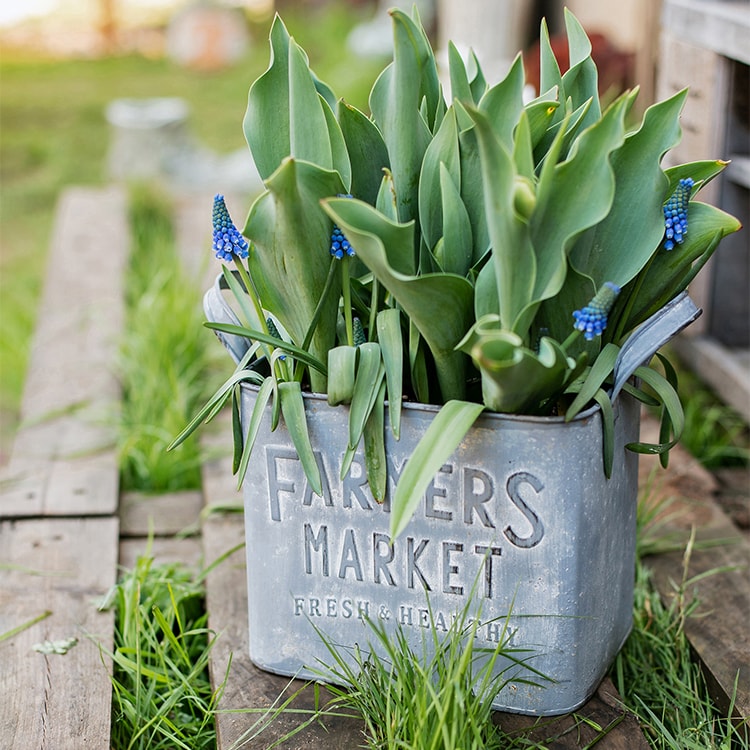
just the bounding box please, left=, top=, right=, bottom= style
left=0, top=186, right=128, bottom=518
left=200, top=424, right=365, bottom=749
left=0, top=517, right=119, bottom=749
left=640, top=415, right=750, bottom=722
left=119, top=490, right=203, bottom=537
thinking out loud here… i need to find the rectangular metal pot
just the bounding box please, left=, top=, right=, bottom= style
left=238, top=384, right=640, bottom=716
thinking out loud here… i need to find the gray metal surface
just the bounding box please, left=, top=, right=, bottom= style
left=239, top=388, right=639, bottom=715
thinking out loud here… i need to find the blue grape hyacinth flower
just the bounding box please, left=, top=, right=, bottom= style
left=663, top=177, right=694, bottom=251
left=212, top=194, right=249, bottom=261
left=330, top=225, right=354, bottom=259
left=329, top=194, right=355, bottom=259
left=572, top=282, right=621, bottom=340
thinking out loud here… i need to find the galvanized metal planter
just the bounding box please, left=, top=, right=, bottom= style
left=205, top=278, right=701, bottom=716
left=239, top=385, right=639, bottom=715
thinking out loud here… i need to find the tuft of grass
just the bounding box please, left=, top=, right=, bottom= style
left=660, top=349, right=749, bottom=469
left=312, top=591, right=549, bottom=750
left=118, top=184, right=215, bottom=492
left=102, top=552, right=224, bottom=750
left=0, top=2, right=384, bottom=455
left=612, top=497, right=748, bottom=749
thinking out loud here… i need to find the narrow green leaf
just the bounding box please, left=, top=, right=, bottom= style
left=236, top=376, right=276, bottom=488
left=390, top=401, right=485, bottom=539
left=593, top=389, right=615, bottom=478
left=327, top=346, right=358, bottom=405
left=205, top=322, right=327, bottom=375
left=278, top=381, right=322, bottom=496
left=364, top=379, right=387, bottom=502
left=376, top=308, right=403, bottom=439
left=625, top=364, right=685, bottom=459
left=348, top=343, right=384, bottom=450
left=231, top=385, right=243, bottom=474
left=566, top=342, right=620, bottom=420
left=167, top=368, right=265, bottom=450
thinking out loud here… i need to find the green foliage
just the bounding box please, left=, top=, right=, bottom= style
left=613, top=527, right=747, bottom=749
left=119, top=185, right=214, bottom=492
left=103, top=553, right=222, bottom=750
left=314, top=593, right=549, bottom=750
left=189, top=7, right=740, bottom=538
left=0, top=2, right=384, bottom=454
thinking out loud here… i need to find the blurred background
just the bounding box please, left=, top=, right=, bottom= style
left=1, top=0, right=747, bottom=496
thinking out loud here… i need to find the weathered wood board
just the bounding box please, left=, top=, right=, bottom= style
left=0, top=186, right=128, bottom=518
left=0, top=517, right=119, bottom=749
left=119, top=489, right=203, bottom=538
left=640, top=416, right=750, bottom=723
left=118, top=537, right=204, bottom=572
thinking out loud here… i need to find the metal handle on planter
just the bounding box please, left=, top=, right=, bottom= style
left=611, top=291, right=701, bottom=402
left=203, top=273, right=251, bottom=365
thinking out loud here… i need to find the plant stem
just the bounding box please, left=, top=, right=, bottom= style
left=233, top=255, right=269, bottom=338
left=368, top=277, right=379, bottom=343
left=341, top=256, right=354, bottom=347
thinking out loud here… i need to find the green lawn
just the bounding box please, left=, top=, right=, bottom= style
left=0, top=3, right=386, bottom=455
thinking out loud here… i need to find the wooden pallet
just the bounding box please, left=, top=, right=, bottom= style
left=2, top=186, right=747, bottom=748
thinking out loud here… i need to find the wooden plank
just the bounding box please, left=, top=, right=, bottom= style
left=119, top=537, right=204, bottom=572
left=201, top=509, right=365, bottom=749
left=119, top=490, right=203, bottom=537
left=640, top=416, right=750, bottom=722
left=0, top=517, right=119, bottom=749
left=494, top=677, right=650, bottom=748
left=0, top=185, right=128, bottom=518
left=200, top=425, right=364, bottom=749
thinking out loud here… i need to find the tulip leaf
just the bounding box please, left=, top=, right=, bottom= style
left=478, top=53, right=525, bottom=148
left=465, top=105, right=536, bottom=333
left=324, top=197, right=473, bottom=402
left=527, top=94, right=628, bottom=321
left=243, top=158, right=344, bottom=391
left=622, top=203, right=741, bottom=331
left=419, top=107, right=460, bottom=251
left=447, top=41, right=473, bottom=105
left=437, top=163, right=473, bottom=277
left=376, top=308, right=404, bottom=438
left=569, top=90, right=688, bottom=287
left=338, top=102, right=390, bottom=206
left=278, top=381, right=322, bottom=496
left=459, top=319, right=578, bottom=413
left=369, top=10, right=434, bottom=225
left=390, top=400, right=485, bottom=539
